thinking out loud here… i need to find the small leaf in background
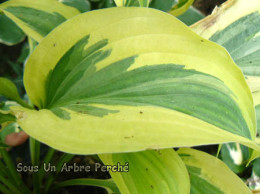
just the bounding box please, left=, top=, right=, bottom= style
left=28, top=37, right=38, bottom=54
left=0, top=122, right=20, bottom=143
left=220, top=143, right=250, bottom=174
left=253, top=158, right=260, bottom=178
left=247, top=158, right=260, bottom=191
left=149, top=0, right=204, bottom=25
left=257, top=104, right=260, bottom=136
left=177, top=6, right=204, bottom=26
left=100, top=149, right=190, bottom=194
left=114, top=0, right=124, bottom=7
left=138, top=0, right=149, bottom=7
left=0, top=101, right=20, bottom=113
left=17, top=42, right=30, bottom=64
left=0, top=78, right=31, bottom=109
left=0, top=113, right=16, bottom=124
left=149, top=0, right=176, bottom=12
left=0, top=77, right=21, bottom=103
left=95, top=0, right=115, bottom=8
left=178, top=148, right=251, bottom=194
left=0, top=14, right=25, bottom=46
left=114, top=0, right=143, bottom=7
left=169, top=0, right=194, bottom=16
left=59, top=0, right=91, bottom=13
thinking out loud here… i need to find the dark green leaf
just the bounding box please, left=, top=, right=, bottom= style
left=60, top=0, right=91, bottom=13
left=0, top=14, right=25, bottom=45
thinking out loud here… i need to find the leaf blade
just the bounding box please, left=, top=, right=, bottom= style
left=0, top=0, right=80, bottom=42
left=178, top=148, right=252, bottom=194
left=17, top=7, right=258, bottom=154
left=100, top=149, right=190, bottom=194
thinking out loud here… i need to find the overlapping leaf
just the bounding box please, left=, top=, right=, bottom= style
left=9, top=7, right=260, bottom=154
left=191, top=0, right=260, bottom=106
left=177, top=6, right=204, bottom=26
left=0, top=0, right=80, bottom=42
left=149, top=0, right=175, bottom=12
left=100, top=149, right=190, bottom=193
left=221, top=143, right=250, bottom=174
left=0, top=14, right=25, bottom=45
left=178, top=148, right=251, bottom=194
left=169, top=0, right=194, bottom=16
left=0, top=78, right=30, bottom=109
left=191, top=0, right=260, bottom=161
left=59, top=0, right=91, bottom=13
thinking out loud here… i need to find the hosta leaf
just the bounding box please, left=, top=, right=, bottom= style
left=0, top=113, right=16, bottom=124
left=191, top=0, right=260, bottom=162
left=138, top=0, right=150, bottom=7
left=114, top=0, right=124, bottom=7
left=257, top=104, right=260, bottom=135
left=0, top=101, right=20, bottom=114
left=169, top=0, right=194, bottom=17
left=253, top=158, right=260, bottom=177
left=0, top=78, right=31, bottom=109
left=191, top=0, right=260, bottom=96
left=0, top=0, right=80, bottom=43
left=149, top=0, right=176, bottom=12
left=177, top=6, right=204, bottom=26
left=0, top=78, right=21, bottom=102
left=0, top=123, right=20, bottom=143
left=0, top=14, right=25, bottom=45
left=220, top=143, right=250, bottom=174
left=100, top=149, right=190, bottom=193
left=11, top=7, right=260, bottom=154
left=114, top=0, right=147, bottom=7
left=178, top=148, right=251, bottom=194
left=149, top=0, right=204, bottom=26
left=254, top=91, right=260, bottom=136
left=59, top=0, right=91, bottom=13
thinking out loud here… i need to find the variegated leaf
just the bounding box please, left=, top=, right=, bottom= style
left=100, top=149, right=190, bottom=193
left=0, top=14, right=25, bottom=45
left=0, top=0, right=80, bottom=42
left=9, top=7, right=260, bottom=154
left=178, top=148, right=251, bottom=194
left=191, top=0, right=260, bottom=162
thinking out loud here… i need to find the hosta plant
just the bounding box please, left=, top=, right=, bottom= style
left=0, top=0, right=260, bottom=193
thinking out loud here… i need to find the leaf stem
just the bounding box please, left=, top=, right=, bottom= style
left=0, top=148, right=31, bottom=193
left=39, top=147, right=55, bottom=182
left=44, top=153, right=74, bottom=193
left=30, top=137, right=41, bottom=193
